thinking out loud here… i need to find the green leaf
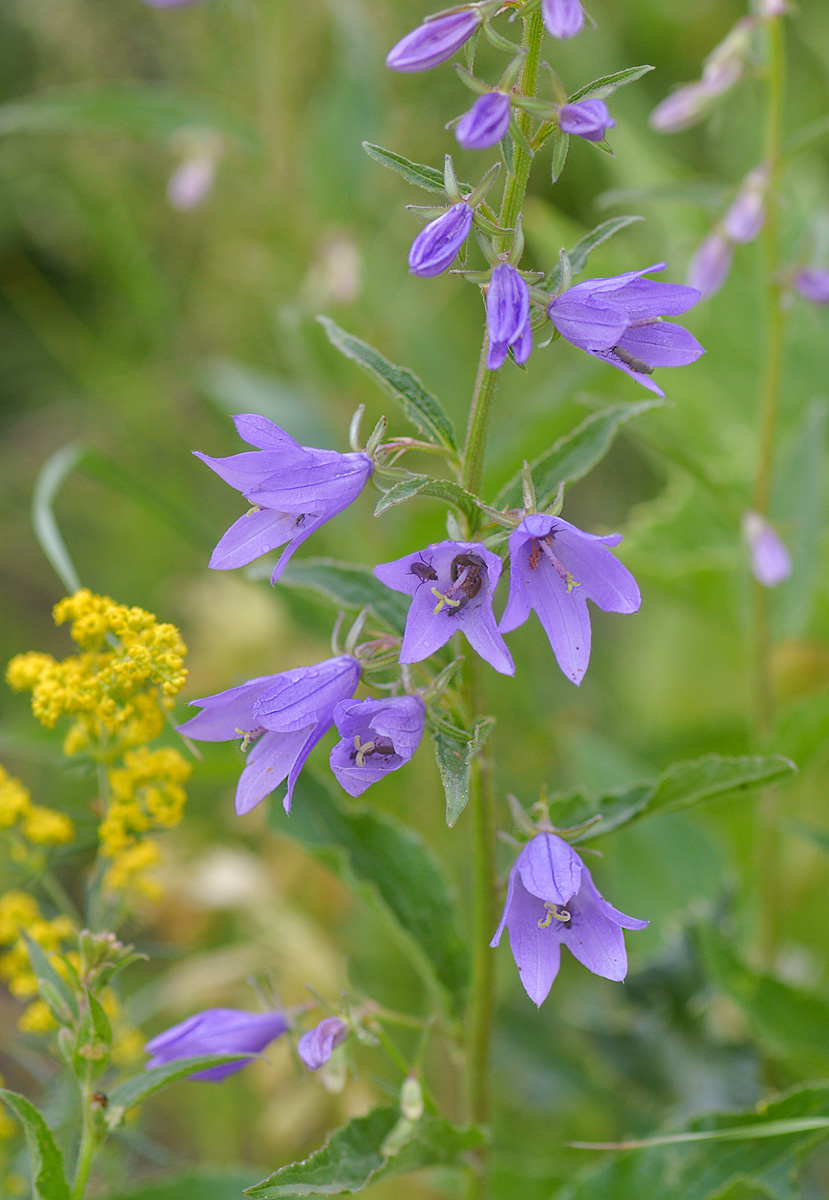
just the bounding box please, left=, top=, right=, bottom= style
left=549, top=754, right=796, bottom=843
left=362, top=142, right=471, bottom=195
left=244, top=1106, right=485, bottom=1197
left=317, top=317, right=457, bottom=451
left=72, top=989, right=112, bottom=1081
left=569, top=64, right=655, bottom=102
left=572, top=1117, right=829, bottom=1151
left=374, top=474, right=481, bottom=522
left=104, top=1056, right=250, bottom=1130
left=550, top=128, right=569, bottom=184
left=494, top=401, right=662, bottom=510
left=100, top=1170, right=255, bottom=1200
left=430, top=716, right=496, bottom=827
left=247, top=557, right=409, bottom=635
left=270, top=773, right=469, bottom=1009
left=0, top=1088, right=70, bottom=1200
left=545, top=216, right=644, bottom=290
left=22, top=933, right=78, bottom=1024
left=32, top=444, right=84, bottom=594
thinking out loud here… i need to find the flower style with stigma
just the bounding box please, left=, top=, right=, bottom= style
left=546, top=263, right=703, bottom=395
left=491, top=833, right=648, bottom=1006
left=176, top=656, right=361, bottom=814
left=297, top=1017, right=349, bottom=1071
left=330, top=695, right=425, bottom=798
left=194, top=414, right=372, bottom=583
left=500, top=514, right=640, bottom=685
left=375, top=541, right=514, bottom=675
left=145, top=1008, right=288, bottom=1081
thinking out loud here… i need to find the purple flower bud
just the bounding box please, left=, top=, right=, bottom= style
left=408, top=202, right=474, bottom=277
left=145, top=1008, right=288, bottom=1081
left=145, top=0, right=201, bottom=6
left=330, top=695, right=425, bottom=797
left=297, top=1018, right=349, bottom=1071
left=649, top=82, right=713, bottom=133
left=650, top=18, right=753, bottom=133
left=491, top=833, right=648, bottom=1006
left=792, top=267, right=829, bottom=305
left=722, top=168, right=768, bottom=244
left=558, top=99, right=615, bottom=143
left=486, top=263, right=531, bottom=370
left=758, top=0, right=787, bottom=13
left=687, top=233, right=734, bottom=300
left=167, top=156, right=216, bottom=210
left=541, top=0, right=585, bottom=39
left=456, top=92, right=511, bottom=151
left=386, top=9, right=481, bottom=73
left=743, top=512, right=792, bottom=588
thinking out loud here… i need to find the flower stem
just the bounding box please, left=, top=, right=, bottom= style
left=70, top=1085, right=97, bottom=1200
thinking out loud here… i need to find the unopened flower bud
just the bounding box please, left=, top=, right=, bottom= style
left=558, top=99, right=615, bottom=143
left=386, top=9, right=481, bottom=73
left=743, top=512, right=792, bottom=588
left=687, top=233, right=734, bottom=300
left=456, top=92, right=511, bottom=151
left=649, top=82, right=712, bottom=133
left=486, top=263, right=531, bottom=370
left=167, top=155, right=216, bottom=210
left=408, top=202, right=474, bottom=277
left=722, top=167, right=768, bottom=244
left=541, top=0, right=585, bottom=39
left=792, top=267, right=829, bottom=305
left=401, top=1075, right=424, bottom=1121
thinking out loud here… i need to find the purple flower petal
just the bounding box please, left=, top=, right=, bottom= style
left=456, top=92, right=512, bottom=150
left=209, top=508, right=310, bottom=571
left=297, top=1018, right=349, bottom=1071
left=743, top=511, right=792, bottom=588
left=253, top=657, right=362, bottom=733
left=793, top=268, right=829, bottom=305
left=614, top=321, right=705, bottom=369
left=330, top=695, right=425, bottom=798
left=486, top=264, right=530, bottom=370
left=146, top=1008, right=288, bottom=1081
left=687, top=233, right=734, bottom=299
left=545, top=297, right=628, bottom=352
left=386, top=10, right=481, bottom=73
left=233, top=414, right=302, bottom=452
left=498, top=875, right=562, bottom=1006
left=515, top=831, right=583, bottom=905
left=235, top=728, right=311, bottom=816
left=558, top=99, right=615, bottom=142
left=541, top=0, right=585, bottom=39
left=408, top=203, right=474, bottom=277
left=176, top=676, right=275, bottom=741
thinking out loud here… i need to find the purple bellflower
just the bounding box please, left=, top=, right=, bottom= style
left=375, top=541, right=514, bottom=675
left=409, top=202, right=474, bottom=277
left=500, top=514, right=640, bottom=686
left=541, top=0, right=585, bottom=39
left=194, top=414, right=373, bottom=584
left=330, top=695, right=425, bottom=798
left=558, top=99, right=615, bottom=143
left=743, top=512, right=792, bottom=588
left=546, top=263, right=703, bottom=396
left=491, top=833, right=648, bottom=1006
left=176, top=656, right=361, bottom=815
left=650, top=18, right=752, bottom=132
left=386, top=8, right=482, bottom=72
left=456, top=92, right=512, bottom=151
left=297, top=1017, right=349, bottom=1071
left=793, top=268, right=829, bottom=305
left=687, top=233, right=734, bottom=300
left=145, top=1008, right=288, bottom=1081
left=486, top=263, right=532, bottom=370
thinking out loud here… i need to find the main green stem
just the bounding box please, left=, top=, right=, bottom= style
left=461, top=13, right=545, bottom=1195
left=70, top=1084, right=97, bottom=1200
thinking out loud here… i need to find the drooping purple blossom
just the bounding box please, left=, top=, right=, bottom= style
left=722, top=167, right=768, bottom=244
left=500, top=514, right=640, bottom=685
left=375, top=541, right=514, bottom=675
left=486, top=263, right=531, bottom=370
left=558, top=99, right=615, bottom=143
left=743, top=512, right=792, bottom=588
left=177, top=656, right=361, bottom=814
left=330, top=695, right=425, bottom=798
left=793, top=268, right=829, bottom=305
left=386, top=8, right=482, bottom=73
left=491, top=833, right=648, bottom=1006
left=546, top=263, right=704, bottom=396
left=408, top=202, right=474, bottom=277
left=145, top=1008, right=288, bottom=1081
left=650, top=18, right=753, bottom=132
left=456, top=92, right=512, bottom=151
left=194, top=414, right=372, bottom=584
left=297, top=1017, right=349, bottom=1071
left=541, top=0, right=585, bottom=39
left=687, top=233, right=734, bottom=300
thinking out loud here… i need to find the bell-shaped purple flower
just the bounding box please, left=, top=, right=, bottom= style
left=722, top=167, right=768, bottom=244
left=793, top=268, right=829, bottom=305
left=486, top=263, right=532, bottom=370
left=177, top=656, right=361, bottom=814
left=408, top=202, right=474, bottom=277
left=742, top=512, right=792, bottom=588
left=375, top=541, right=514, bottom=675
left=500, top=514, right=640, bottom=685
left=386, top=8, right=482, bottom=73
left=145, top=1008, right=288, bottom=1081
left=491, top=833, right=648, bottom=1006
left=687, top=233, right=734, bottom=300
left=297, top=1017, right=349, bottom=1071
left=558, top=99, right=615, bottom=143
left=330, top=696, right=425, bottom=798
left=195, top=414, right=373, bottom=584
left=546, top=263, right=704, bottom=396
left=541, top=0, right=585, bottom=39
left=456, top=92, right=512, bottom=151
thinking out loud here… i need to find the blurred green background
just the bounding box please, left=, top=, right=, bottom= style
left=2, top=0, right=829, bottom=1197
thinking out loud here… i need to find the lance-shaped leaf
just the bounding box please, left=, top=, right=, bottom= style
left=23, top=933, right=78, bottom=1025
left=494, top=401, right=662, bottom=511
left=568, top=65, right=655, bottom=103
left=269, top=773, right=469, bottom=1010
left=104, top=1056, right=251, bottom=1130
left=550, top=128, right=569, bottom=184
left=246, top=557, right=409, bottom=635
left=430, top=716, right=496, bottom=827
left=244, top=1106, right=485, bottom=1197
left=362, top=142, right=471, bottom=196
left=548, top=754, right=796, bottom=843
left=317, top=317, right=457, bottom=451
left=544, top=216, right=644, bottom=291
left=0, top=1089, right=70, bottom=1200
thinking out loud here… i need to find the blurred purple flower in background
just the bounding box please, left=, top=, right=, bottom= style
left=177, top=656, right=361, bottom=814
left=486, top=263, right=531, bottom=369
left=375, top=541, right=514, bottom=675
left=491, top=833, right=648, bottom=1006
left=330, top=696, right=425, bottom=798
left=145, top=0, right=202, bottom=6
left=194, top=415, right=372, bottom=582
left=792, top=267, right=829, bottom=305
left=145, top=1008, right=288, bottom=1081
left=743, top=512, right=792, bottom=588
left=500, top=514, right=640, bottom=685
left=722, top=167, right=768, bottom=243
left=386, top=8, right=481, bottom=73
left=408, top=202, right=474, bottom=276
left=687, top=233, right=734, bottom=300
left=297, top=1018, right=349, bottom=1071
left=456, top=92, right=512, bottom=150
left=541, top=0, right=585, bottom=40
left=167, top=155, right=216, bottom=210
left=558, top=99, right=615, bottom=142
left=546, top=263, right=703, bottom=395
left=649, top=17, right=753, bottom=132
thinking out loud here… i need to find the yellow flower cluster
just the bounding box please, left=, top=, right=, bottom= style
left=0, top=766, right=74, bottom=850
left=0, top=892, right=74, bottom=1031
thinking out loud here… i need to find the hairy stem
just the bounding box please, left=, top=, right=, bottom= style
left=70, top=1084, right=97, bottom=1200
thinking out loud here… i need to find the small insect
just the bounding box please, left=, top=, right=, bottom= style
left=611, top=345, right=653, bottom=376
left=295, top=514, right=306, bottom=528
left=409, top=557, right=438, bottom=587
left=446, top=552, right=485, bottom=614
left=91, top=1092, right=108, bottom=1108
